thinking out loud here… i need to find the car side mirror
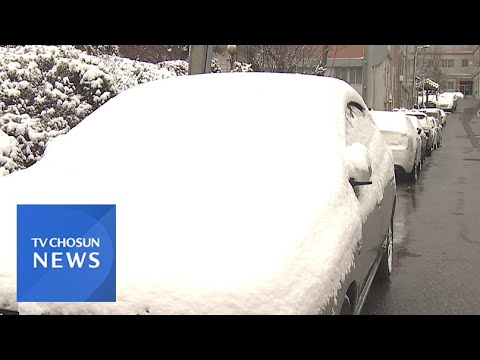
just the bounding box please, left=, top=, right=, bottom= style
left=417, top=128, right=422, bottom=135
left=345, top=143, right=373, bottom=186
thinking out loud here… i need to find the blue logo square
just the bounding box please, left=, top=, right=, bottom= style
left=17, top=204, right=116, bottom=302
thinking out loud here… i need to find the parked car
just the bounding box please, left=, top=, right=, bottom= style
left=431, top=117, right=442, bottom=148
left=439, top=109, right=447, bottom=127
left=407, top=115, right=428, bottom=164
left=407, top=111, right=436, bottom=156
left=0, top=73, right=396, bottom=315
left=454, top=91, right=464, bottom=99
left=371, top=110, right=422, bottom=181
left=437, top=92, right=458, bottom=112
left=422, top=108, right=445, bottom=126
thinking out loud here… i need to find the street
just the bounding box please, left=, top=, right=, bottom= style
left=362, top=98, right=480, bottom=314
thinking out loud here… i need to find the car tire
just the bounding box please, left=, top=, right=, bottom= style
left=340, top=294, right=353, bottom=315
left=376, top=218, right=393, bottom=282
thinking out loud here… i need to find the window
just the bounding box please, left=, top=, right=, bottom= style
left=447, top=81, right=455, bottom=90
left=334, top=67, right=348, bottom=81
left=334, top=67, right=363, bottom=84
left=349, top=67, right=363, bottom=84
left=441, top=59, right=455, bottom=67
left=462, top=59, right=469, bottom=67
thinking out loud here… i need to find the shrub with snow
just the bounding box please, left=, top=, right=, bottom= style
left=0, top=45, right=184, bottom=175
left=312, top=65, right=327, bottom=76
left=211, top=58, right=222, bottom=73
left=231, top=61, right=253, bottom=73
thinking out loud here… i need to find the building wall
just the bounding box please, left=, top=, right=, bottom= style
left=410, top=45, right=478, bottom=97
left=325, top=46, right=366, bottom=98
left=327, top=45, right=364, bottom=59
left=473, top=46, right=480, bottom=98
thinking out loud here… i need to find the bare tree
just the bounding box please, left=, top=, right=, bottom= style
left=418, top=46, right=446, bottom=89
left=241, top=45, right=333, bottom=74
left=117, top=45, right=189, bottom=63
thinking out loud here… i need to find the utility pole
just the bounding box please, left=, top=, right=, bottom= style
left=412, top=45, right=429, bottom=107
left=188, top=45, right=214, bottom=75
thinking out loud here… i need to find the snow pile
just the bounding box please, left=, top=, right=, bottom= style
left=0, top=45, right=184, bottom=175
left=0, top=73, right=394, bottom=314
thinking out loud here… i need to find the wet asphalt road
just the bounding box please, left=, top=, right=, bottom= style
left=362, top=99, right=480, bottom=315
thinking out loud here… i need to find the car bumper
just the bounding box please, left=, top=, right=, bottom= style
left=438, top=104, right=453, bottom=110
left=390, top=148, right=415, bottom=173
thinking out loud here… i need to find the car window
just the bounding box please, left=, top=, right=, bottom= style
left=345, top=102, right=375, bottom=147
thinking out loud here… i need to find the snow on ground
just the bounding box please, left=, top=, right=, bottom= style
left=0, top=73, right=394, bottom=314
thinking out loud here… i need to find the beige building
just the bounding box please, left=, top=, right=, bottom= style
left=408, top=45, right=478, bottom=98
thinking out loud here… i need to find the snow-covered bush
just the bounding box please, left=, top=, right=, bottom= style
left=211, top=58, right=222, bottom=73
left=0, top=45, right=184, bottom=175
left=74, top=45, right=120, bottom=56
left=159, top=60, right=189, bottom=76
left=231, top=61, right=253, bottom=73
left=312, top=65, right=327, bottom=76
left=97, top=56, right=182, bottom=93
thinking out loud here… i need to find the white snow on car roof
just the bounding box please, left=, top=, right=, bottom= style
left=370, top=110, right=411, bottom=133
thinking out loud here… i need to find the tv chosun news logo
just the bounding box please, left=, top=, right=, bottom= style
left=17, top=204, right=116, bottom=302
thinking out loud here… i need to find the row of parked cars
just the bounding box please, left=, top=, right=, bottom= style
left=371, top=107, right=447, bottom=181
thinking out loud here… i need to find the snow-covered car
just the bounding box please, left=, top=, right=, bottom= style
left=0, top=73, right=396, bottom=315
left=439, top=109, right=447, bottom=126
left=407, top=111, right=436, bottom=157
left=437, top=92, right=457, bottom=112
left=371, top=111, right=422, bottom=181
left=422, top=108, right=445, bottom=126
left=430, top=117, right=442, bottom=148
left=454, top=91, right=464, bottom=99
left=407, top=115, right=428, bottom=164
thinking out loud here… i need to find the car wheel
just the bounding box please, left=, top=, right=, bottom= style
left=376, top=218, right=393, bottom=282
left=340, top=294, right=353, bottom=315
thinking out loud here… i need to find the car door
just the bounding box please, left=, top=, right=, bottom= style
left=345, top=102, right=386, bottom=295
left=404, top=115, right=420, bottom=165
